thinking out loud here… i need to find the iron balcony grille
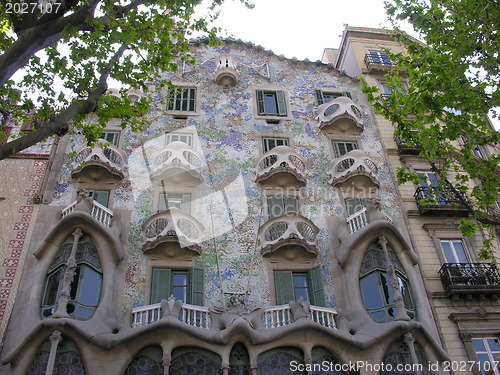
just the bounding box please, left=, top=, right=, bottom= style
left=414, top=186, right=466, bottom=207
left=439, top=263, right=500, bottom=290
left=394, top=136, right=423, bottom=154
left=364, top=53, right=396, bottom=68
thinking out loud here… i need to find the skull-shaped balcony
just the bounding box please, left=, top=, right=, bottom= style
left=258, top=213, right=319, bottom=262
left=329, top=149, right=379, bottom=189
left=255, top=146, right=307, bottom=187
left=141, top=207, right=204, bottom=258
left=150, top=141, right=204, bottom=185
left=317, top=96, right=364, bottom=135
left=214, top=54, right=239, bottom=89
left=71, top=139, right=127, bottom=182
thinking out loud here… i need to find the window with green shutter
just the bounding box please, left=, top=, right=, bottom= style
left=167, top=86, right=197, bottom=112
left=88, top=190, right=110, bottom=207
left=345, top=197, right=372, bottom=216
left=157, top=193, right=191, bottom=214
left=274, top=267, right=324, bottom=306
left=332, top=141, right=358, bottom=158
left=151, top=267, right=204, bottom=305
left=267, top=195, right=299, bottom=219
left=315, top=89, right=352, bottom=105
left=262, top=137, right=289, bottom=152
left=256, top=90, right=287, bottom=117
left=100, top=131, right=120, bottom=147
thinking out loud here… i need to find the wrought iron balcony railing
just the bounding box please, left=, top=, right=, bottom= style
left=364, top=53, right=396, bottom=69
left=394, top=136, right=423, bottom=155
left=438, top=263, right=500, bottom=297
left=414, top=187, right=469, bottom=216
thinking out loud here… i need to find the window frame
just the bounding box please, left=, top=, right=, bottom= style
left=262, top=137, right=290, bottom=153
left=273, top=266, right=325, bottom=306
left=156, top=192, right=192, bottom=214
left=252, top=86, right=291, bottom=121
left=315, top=89, right=352, bottom=105
left=100, top=130, right=121, bottom=147
left=150, top=267, right=204, bottom=306
left=165, top=83, right=201, bottom=117
left=265, top=193, right=300, bottom=219
left=440, top=239, right=471, bottom=264
left=332, top=140, right=359, bottom=158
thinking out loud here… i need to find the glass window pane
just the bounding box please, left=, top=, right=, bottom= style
left=43, top=268, right=63, bottom=306
left=452, top=241, right=469, bottom=263
left=473, top=339, right=486, bottom=352
left=78, top=266, right=102, bottom=306
left=360, top=273, right=383, bottom=309
left=486, top=338, right=500, bottom=352
left=293, top=275, right=307, bottom=288
left=379, top=273, right=393, bottom=304
left=264, top=93, right=277, bottom=115
left=441, top=241, right=455, bottom=263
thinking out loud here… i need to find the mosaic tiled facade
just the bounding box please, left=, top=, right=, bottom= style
left=0, top=28, right=498, bottom=375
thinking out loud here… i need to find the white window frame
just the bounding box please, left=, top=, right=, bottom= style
left=252, top=85, right=291, bottom=121
left=165, top=83, right=201, bottom=117
left=440, top=239, right=471, bottom=264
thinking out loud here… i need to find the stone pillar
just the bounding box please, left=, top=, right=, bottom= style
left=45, top=330, right=62, bottom=375
left=162, top=357, right=170, bottom=375
left=379, top=236, right=410, bottom=321
left=53, top=228, right=83, bottom=318
left=404, top=332, right=421, bottom=375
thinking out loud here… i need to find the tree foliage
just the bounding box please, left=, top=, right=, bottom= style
left=0, top=0, right=250, bottom=159
left=362, top=0, right=500, bottom=256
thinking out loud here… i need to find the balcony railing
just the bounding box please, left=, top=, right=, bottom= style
left=329, top=149, right=379, bottom=187
left=61, top=199, right=113, bottom=227
left=255, top=145, right=307, bottom=187
left=394, top=136, right=423, bottom=155
left=151, top=141, right=203, bottom=170
left=142, top=207, right=204, bottom=248
left=346, top=207, right=368, bottom=233
left=132, top=302, right=337, bottom=331
left=132, top=303, right=211, bottom=329
left=414, top=187, right=469, bottom=216
left=439, top=263, right=500, bottom=297
left=364, top=53, right=396, bottom=69
left=258, top=213, right=319, bottom=256
left=71, top=139, right=127, bottom=180
left=317, top=96, right=363, bottom=134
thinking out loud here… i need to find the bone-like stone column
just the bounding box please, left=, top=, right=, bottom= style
left=53, top=228, right=83, bottom=318
left=45, top=330, right=62, bottom=375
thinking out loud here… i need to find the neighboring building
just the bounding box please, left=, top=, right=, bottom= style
left=0, top=118, right=54, bottom=343
left=325, top=26, right=500, bottom=374
left=0, top=28, right=497, bottom=375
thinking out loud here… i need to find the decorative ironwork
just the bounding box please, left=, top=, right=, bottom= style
left=439, top=263, right=500, bottom=290
left=364, top=53, right=396, bottom=68
left=414, top=187, right=469, bottom=216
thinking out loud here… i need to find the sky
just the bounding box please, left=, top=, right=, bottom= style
left=204, top=0, right=412, bottom=61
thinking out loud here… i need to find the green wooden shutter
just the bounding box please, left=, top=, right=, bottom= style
left=256, top=90, right=265, bottom=115
left=89, top=190, right=110, bottom=207
left=188, top=268, right=204, bottom=306
left=181, top=194, right=191, bottom=214
left=151, top=268, right=171, bottom=304
left=276, top=90, right=287, bottom=116
left=309, top=266, right=325, bottom=306
left=342, top=91, right=352, bottom=100
left=274, top=271, right=295, bottom=305
left=315, top=89, right=325, bottom=105
left=188, top=88, right=196, bottom=112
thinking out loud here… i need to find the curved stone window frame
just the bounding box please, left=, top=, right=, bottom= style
left=359, top=245, right=416, bottom=323
left=40, top=235, right=103, bottom=320
left=125, top=345, right=163, bottom=375
left=381, top=337, right=430, bottom=375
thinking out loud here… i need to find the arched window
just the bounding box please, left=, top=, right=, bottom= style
left=311, top=347, right=347, bottom=375
left=170, top=347, right=221, bottom=375
left=28, top=339, right=85, bottom=375
left=359, top=242, right=415, bottom=323
left=257, top=347, right=306, bottom=375
left=382, top=338, right=430, bottom=375
left=125, top=346, right=163, bottom=375
left=41, top=235, right=102, bottom=320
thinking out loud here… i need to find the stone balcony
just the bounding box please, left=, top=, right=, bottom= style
left=141, top=207, right=204, bottom=257
left=214, top=54, right=239, bottom=88
left=150, top=141, right=204, bottom=185
left=131, top=298, right=337, bottom=331
left=328, top=149, right=379, bottom=188
left=258, top=213, right=319, bottom=261
left=71, top=139, right=127, bottom=182
left=317, top=96, right=364, bottom=135
left=255, top=145, right=307, bottom=187
left=62, top=199, right=113, bottom=227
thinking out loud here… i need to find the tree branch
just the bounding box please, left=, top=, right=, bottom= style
left=0, top=44, right=128, bottom=160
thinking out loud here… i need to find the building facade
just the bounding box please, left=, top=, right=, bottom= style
left=0, top=28, right=498, bottom=374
